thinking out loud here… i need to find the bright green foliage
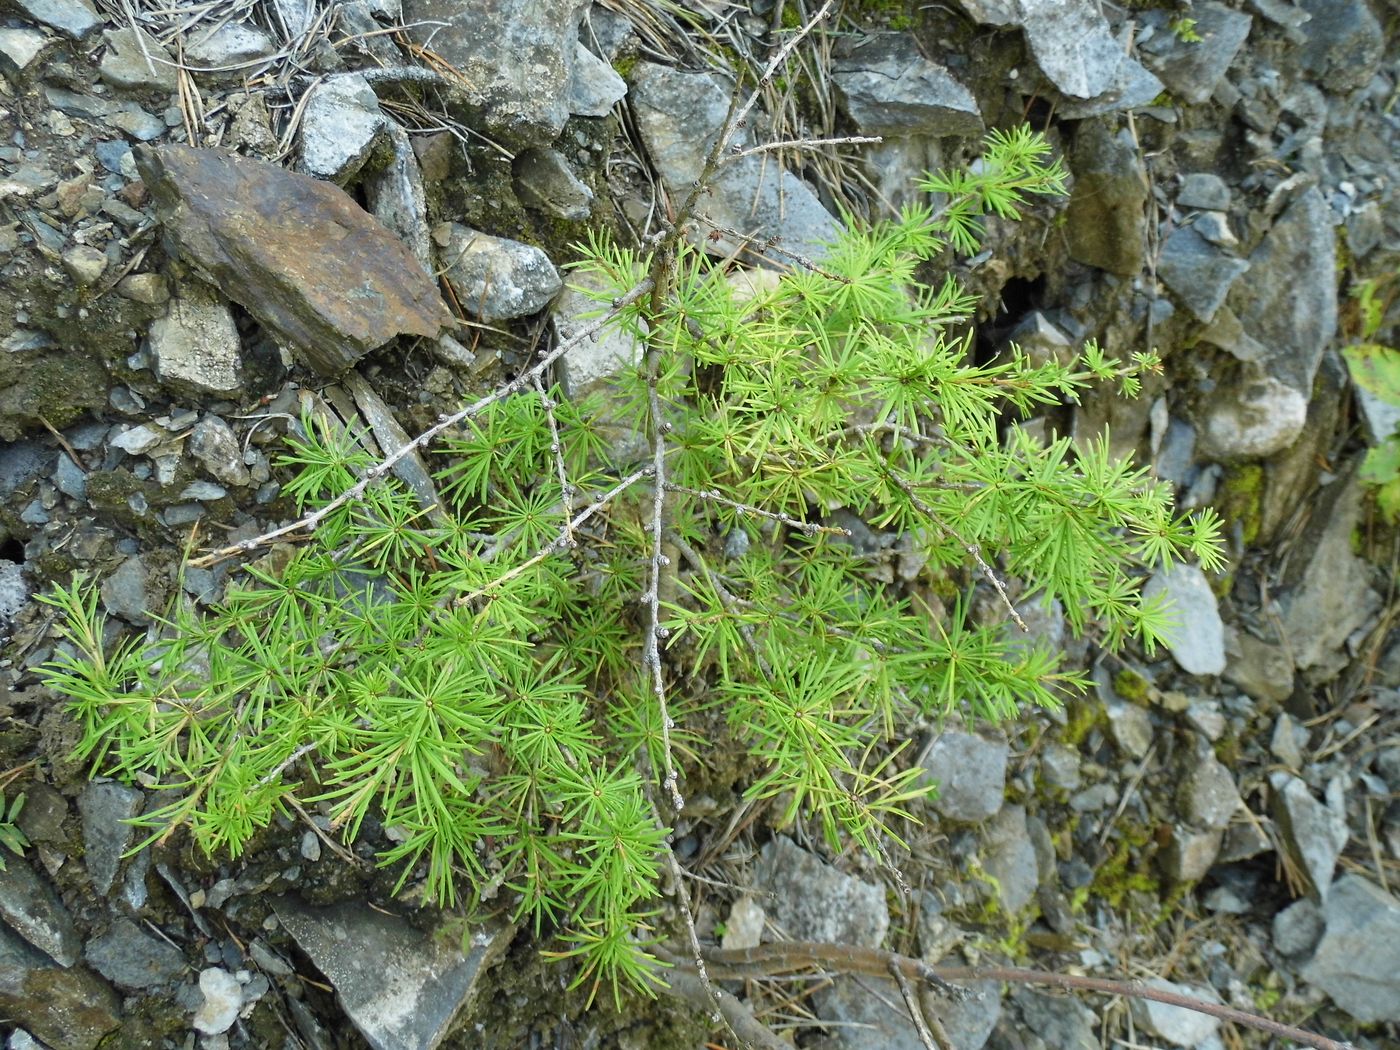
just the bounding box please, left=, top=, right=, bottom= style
left=0, top=793, right=27, bottom=870
left=1342, top=278, right=1400, bottom=520
left=39, top=127, right=1221, bottom=1003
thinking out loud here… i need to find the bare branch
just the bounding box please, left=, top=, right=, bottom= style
left=700, top=943, right=1354, bottom=1050
left=189, top=278, right=654, bottom=568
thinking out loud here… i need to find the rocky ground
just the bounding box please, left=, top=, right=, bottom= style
left=0, top=0, right=1398, bottom=1048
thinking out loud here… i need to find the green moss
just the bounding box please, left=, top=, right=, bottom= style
left=1216, top=463, right=1264, bottom=548
left=1112, top=667, right=1151, bottom=705
left=1059, top=697, right=1103, bottom=748
left=1089, top=822, right=1159, bottom=910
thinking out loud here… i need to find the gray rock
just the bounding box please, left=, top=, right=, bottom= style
left=192, top=967, right=241, bottom=1034
left=1279, top=476, right=1378, bottom=671
left=136, top=144, right=453, bottom=376
left=1105, top=701, right=1153, bottom=759
left=1178, top=173, right=1231, bottom=211
left=0, top=856, right=80, bottom=966
left=8, top=0, right=100, bottom=41
left=181, top=481, right=225, bottom=502
left=273, top=897, right=513, bottom=1050
left=1200, top=372, right=1309, bottom=460
left=553, top=270, right=643, bottom=397
left=1056, top=54, right=1164, bottom=118
left=819, top=976, right=999, bottom=1050
left=1016, top=0, right=1123, bottom=99
left=1192, top=211, right=1238, bottom=249
left=148, top=283, right=244, bottom=398
left=0, top=561, right=29, bottom=621
left=1271, top=772, right=1348, bottom=900
left=365, top=123, right=433, bottom=274
left=1233, top=188, right=1336, bottom=398
left=1130, top=978, right=1223, bottom=1047
left=298, top=74, right=387, bottom=183
left=184, top=23, right=278, bottom=78
left=568, top=42, right=626, bottom=117
left=0, top=28, right=51, bottom=77
left=1006, top=311, right=1073, bottom=368
left=1143, top=562, right=1225, bottom=675
left=1065, top=123, right=1148, bottom=276
left=981, top=804, right=1039, bottom=915
left=1177, top=742, right=1240, bottom=829
left=189, top=416, right=251, bottom=487
left=85, top=917, right=185, bottom=990
left=832, top=32, right=982, bottom=137
left=1157, top=226, right=1249, bottom=322
left=1297, top=0, right=1383, bottom=92
left=80, top=781, right=142, bottom=895
left=434, top=222, right=561, bottom=322
left=110, top=423, right=162, bottom=456
left=100, top=556, right=150, bottom=625
left=1140, top=2, right=1252, bottom=104
left=756, top=836, right=888, bottom=947
left=919, top=729, right=1008, bottom=822
left=116, top=272, right=170, bottom=305
left=1300, top=875, right=1400, bottom=1021
left=630, top=62, right=842, bottom=267
left=720, top=896, right=764, bottom=951
left=1040, top=743, right=1081, bottom=791
left=1163, top=825, right=1224, bottom=882
left=513, top=147, right=593, bottom=220
left=61, top=244, right=108, bottom=286
left=1013, top=988, right=1098, bottom=1050
left=342, top=372, right=444, bottom=523
left=0, top=924, right=120, bottom=1050
left=402, top=0, right=587, bottom=148
left=1272, top=897, right=1323, bottom=957
left=1270, top=713, right=1306, bottom=768
left=98, top=27, right=177, bottom=92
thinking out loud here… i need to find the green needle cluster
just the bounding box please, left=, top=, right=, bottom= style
left=39, top=126, right=1223, bottom=1004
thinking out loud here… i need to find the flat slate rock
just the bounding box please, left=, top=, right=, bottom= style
left=135, top=144, right=453, bottom=376
left=272, top=897, right=512, bottom=1050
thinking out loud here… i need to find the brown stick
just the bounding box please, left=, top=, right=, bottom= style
left=699, top=943, right=1353, bottom=1050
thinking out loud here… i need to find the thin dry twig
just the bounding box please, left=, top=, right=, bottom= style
left=699, top=943, right=1354, bottom=1050
left=187, top=278, right=655, bottom=568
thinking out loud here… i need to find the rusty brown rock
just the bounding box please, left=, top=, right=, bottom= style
left=134, top=144, right=453, bottom=376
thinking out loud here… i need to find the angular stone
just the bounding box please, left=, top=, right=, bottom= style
left=553, top=271, right=643, bottom=397
left=1065, top=122, right=1148, bottom=276
left=1056, top=55, right=1163, bottom=118
left=513, top=147, right=593, bottom=220
left=1200, top=371, right=1309, bottom=460
left=434, top=222, right=561, bottom=322
left=402, top=0, right=588, bottom=148
left=0, top=27, right=51, bottom=77
left=1131, top=978, right=1223, bottom=1047
left=85, top=917, right=186, bottom=990
left=188, top=416, right=251, bottom=487
left=568, top=42, right=626, bottom=117
left=365, top=123, right=433, bottom=274
left=148, top=281, right=244, bottom=398
left=1178, top=173, right=1230, bottom=211
left=8, top=0, right=100, bottom=41
left=1301, top=875, right=1400, bottom=1021
left=273, top=897, right=513, bottom=1050
left=0, top=925, right=120, bottom=1050
left=79, top=781, right=142, bottom=895
left=1279, top=475, right=1378, bottom=671
left=1233, top=187, right=1336, bottom=395
left=99, top=26, right=177, bottom=92
left=631, top=62, right=842, bottom=267
left=184, top=23, right=277, bottom=78
left=919, top=729, right=1008, bottom=822
left=0, top=856, right=80, bottom=965
left=1297, top=0, right=1383, bottom=92
left=981, top=804, right=1039, bottom=915
left=756, top=837, right=888, bottom=948
left=1017, top=0, right=1124, bottom=100
left=832, top=32, right=982, bottom=137
left=1158, top=226, right=1249, bottom=322
left=1177, top=743, right=1240, bottom=830
left=1163, top=825, right=1223, bottom=882
left=135, top=145, right=452, bottom=375
left=1143, top=562, right=1225, bottom=675
left=298, top=74, right=387, bottom=182
left=1271, top=772, right=1348, bottom=900
left=1140, top=2, right=1252, bottom=105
